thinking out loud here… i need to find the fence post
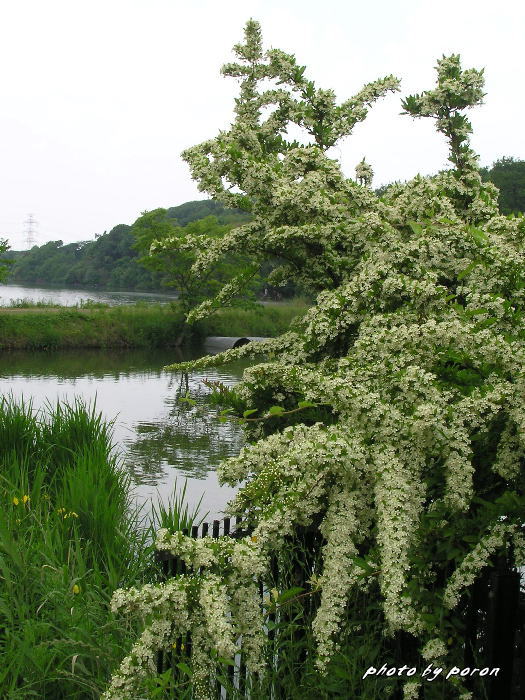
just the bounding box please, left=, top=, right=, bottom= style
left=156, top=516, right=327, bottom=698
left=485, top=561, right=520, bottom=699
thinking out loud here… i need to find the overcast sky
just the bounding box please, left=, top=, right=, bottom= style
left=1, top=0, right=524, bottom=250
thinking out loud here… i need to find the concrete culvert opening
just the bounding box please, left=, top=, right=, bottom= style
left=203, top=336, right=268, bottom=355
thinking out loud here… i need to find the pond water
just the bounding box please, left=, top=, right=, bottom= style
left=0, top=283, right=178, bottom=306
left=0, top=346, right=249, bottom=520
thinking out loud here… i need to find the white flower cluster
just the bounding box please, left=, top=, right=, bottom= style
left=421, top=637, right=448, bottom=661
left=199, top=574, right=237, bottom=658
left=403, top=680, right=422, bottom=699
left=355, top=158, right=374, bottom=187
left=513, top=530, right=525, bottom=567
left=312, top=486, right=369, bottom=670
left=102, top=619, right=175, bottom=700
left=443, top=522, right=516, bottom=610
left=106, top=21, right=525, bottom=699
left=105, top=532, right=268, bottom=698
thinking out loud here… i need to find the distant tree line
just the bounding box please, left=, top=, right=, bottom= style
left=376, top=156, right=525, bottom=214
left=4, top=158, right=524, bottom=293
left=5, top=201, right=251, bottom=292
left=479, top=156, right=525, bottom=214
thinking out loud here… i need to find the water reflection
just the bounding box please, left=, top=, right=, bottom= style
left=0, top=347, right=194, bottom=380
left=0, top=283, right=178, bottom=307
left=128, top=410, right=243, bottom=483
left=0, top=347, right=249, bottom=518
left=125, top=369, right=244, bottom=484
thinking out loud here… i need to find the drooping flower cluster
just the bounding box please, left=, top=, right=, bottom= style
left=106, top=21, right=525, bottom=699
left=104, top=533, right=267, bottom=700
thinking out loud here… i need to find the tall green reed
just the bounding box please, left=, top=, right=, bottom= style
left=149, top=478, right=208, bottom=537
left=0, top=396, right=152, bottom=698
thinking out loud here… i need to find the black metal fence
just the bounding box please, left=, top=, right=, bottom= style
left=156, top=518, right=524, bottom=700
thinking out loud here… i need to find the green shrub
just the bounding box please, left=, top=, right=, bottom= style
left=0, top=396, right=153, bottom=698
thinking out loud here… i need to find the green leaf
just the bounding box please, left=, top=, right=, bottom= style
left=179, top=396, right=196, bottom=406
left=421, top=613, right=438, bottom=624
left=243, top=408, right=258, bottom=417
left=351, top=556, right=375, bottom=573
left=468, top=226, right=488, bottom=245
left=176, top=662, right=192, bottom=676
left=332, top=666, right=353, bottom=680
left=217, top=656, right=236, bottom=667
left=408, top=221, right=422, bottom=235
left=268, top=405, right=285, bottom=416
left=462, top=535, right=479, bottom=544
left=473, top=317, right=497, bottom=331
left=277, top=586, right=304, bottom=603
left=457, top=260, right=480, bottom=280
left=297, top=400, right=317, bottom=409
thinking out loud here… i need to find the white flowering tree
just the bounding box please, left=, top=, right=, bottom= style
left=105, top=22, right=524, bottom=700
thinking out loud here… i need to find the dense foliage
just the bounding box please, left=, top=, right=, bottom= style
left=106, top=23, right=524, bottom=700
left=480, top=156, right=525, bottom=215
left=0, top=238, right=11, bottom=282
left=166, top=200, right=251, bottom=227
left=132, top=211, right=259, bottom=324
left=5, top=202, right=249, bottom=291
left=6, top=224, right=151, bottom=289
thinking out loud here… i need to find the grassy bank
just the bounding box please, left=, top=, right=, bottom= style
left=198, top=298, right=309, bottom=337
left=0, top=300, right=308, bottom=350
left=0, top=397, right=155, bottom=698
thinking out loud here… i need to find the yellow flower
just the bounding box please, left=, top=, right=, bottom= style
left=57, top=507, right=65, bottom=514
left=22, top=495, right=30, bottom=504
left=250, top=535, right=258, bottom=543
left=69, top=512, right=78, bottom=518
left=12, top=497, right=19, bottom=506
left=72, top=584, right=81, bottom=595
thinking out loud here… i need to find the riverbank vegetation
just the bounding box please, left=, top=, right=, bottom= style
left=104, top=22, right=525, bottom=700
left=0, top=397, right=156, bottom=698
left=0, top=299, right=308, bottom=350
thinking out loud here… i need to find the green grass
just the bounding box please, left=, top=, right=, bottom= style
left=196, top=298, right=309, bottom=339
left=2, top=297, right=110, bottom=309
left=0, top=396, right=155, bottom=698
left=0, top=303, right=186, bottom=350
left=149, top=478, right=208, bottom=536
left=4, top=297, right=64, bottom=308
left=0, top=299, right=309, bottom=350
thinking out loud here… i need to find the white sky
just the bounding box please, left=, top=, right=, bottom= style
left=1, top=0, right=524, bottom=250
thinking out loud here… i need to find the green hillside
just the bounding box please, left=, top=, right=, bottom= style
left=6, top=201, right=250, bottom=291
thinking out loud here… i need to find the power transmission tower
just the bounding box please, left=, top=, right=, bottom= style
left=24, top=214, right=38, bottom=249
